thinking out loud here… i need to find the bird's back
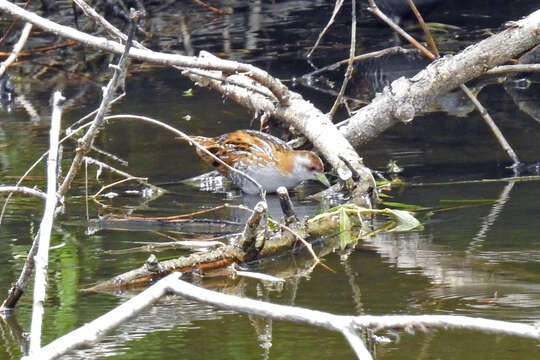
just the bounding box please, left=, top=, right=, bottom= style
left=191, top=130, right=291, bottom=175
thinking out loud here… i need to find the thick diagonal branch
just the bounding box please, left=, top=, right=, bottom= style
left=339, top=9, right=540, bottom=146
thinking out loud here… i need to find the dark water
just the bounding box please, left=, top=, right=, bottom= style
left=0, top=1, right=539, bottom=359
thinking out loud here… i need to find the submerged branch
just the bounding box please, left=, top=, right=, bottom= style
left=85, top=204, right=418, bottom=291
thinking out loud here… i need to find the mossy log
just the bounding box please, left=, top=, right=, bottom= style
left=84, top=201, right=418, bottom=292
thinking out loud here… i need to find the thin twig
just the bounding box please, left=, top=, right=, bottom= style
left=83, top=156, right=165, bottom=195
left=269, top=218, right=335, bottom=274
left=0, top=40, right=77, bottom=58
left=89, top=145, right=129, bottom=166
left=410, top=175, right=540, bottom=186
left=66, top=93, right=125, bottom=131
left=71, top=0, right=146, bottom=49
left=301, top=47, right=408, bottom=79
left=367, top=0, right=435, bottom=60
left=234, top=267, right=285, bottom=282
left=307, top=0, right=345, bottom=58
left=328, top=0, right=357, bottom=118
left=92, top=177, right=148, bottom=199
left=407, top=0, right=439, bottom=57
left=85, top=157, right=89, bottom=221
left=328, top=0, right=356, bottom=119
left=191, top=0, right=232, bottom=15
left=459, top=84, right=520, bottom=167
left=105, top=239, right=226, bottom=254
left=128, top=204, right=231, bottom=221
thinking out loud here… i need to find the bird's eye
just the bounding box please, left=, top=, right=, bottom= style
left=308, top=166, right=316, bottom=171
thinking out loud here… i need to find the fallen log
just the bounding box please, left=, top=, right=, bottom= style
left=85, top=192, right=420, bottom=291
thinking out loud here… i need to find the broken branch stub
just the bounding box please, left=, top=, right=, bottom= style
left=277, top=187, right=298, bottom=224
left=238, top=201, right=268, bottom=260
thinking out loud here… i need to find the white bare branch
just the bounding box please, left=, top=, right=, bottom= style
left=28, top=91, right=64, bottom=353
left=25, top=273, right=540, bottom=360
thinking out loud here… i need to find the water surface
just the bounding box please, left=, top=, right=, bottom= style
left=0, top=1, right=539, bottom=359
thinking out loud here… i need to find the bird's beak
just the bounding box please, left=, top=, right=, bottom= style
left=316, top=173, right=331, bottom=187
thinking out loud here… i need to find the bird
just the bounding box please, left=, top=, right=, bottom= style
left=187, top=129, right=328, bottom=194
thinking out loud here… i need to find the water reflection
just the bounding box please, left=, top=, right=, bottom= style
left=500, top=46, right=540, bottom=135
left=0, top=315, right=27, bottom=359
left=0, top=76, right=15, bottom=112
left=61, top=294, right=240, bottom=359
left=506, top=80, right=540, bottom=125
left=362, top=181, right=540, bottom=322
left=466, top=181, right=515, bottom=254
